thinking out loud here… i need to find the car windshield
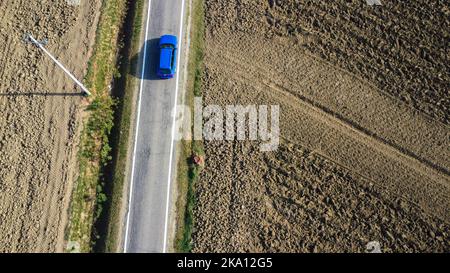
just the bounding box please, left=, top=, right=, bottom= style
left=161, top=44, right=174, bottom=49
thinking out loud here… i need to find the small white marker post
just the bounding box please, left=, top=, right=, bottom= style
left=27, top=34, right=92, bottom=96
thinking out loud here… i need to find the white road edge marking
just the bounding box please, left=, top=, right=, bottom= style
left=123, top=0, right=152, bottom=253
left=163, top=0, right=186, bottom=253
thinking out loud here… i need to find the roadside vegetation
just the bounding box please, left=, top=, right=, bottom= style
left=175, top=0, right=205, bottom=253
left=99, top=0, right=145, bottom=252
left=66, top=0, right=129, bottom=252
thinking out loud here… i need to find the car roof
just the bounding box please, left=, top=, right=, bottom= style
left=159, top=47, right=173, bottom=70
left=160, top=35, right=177, bottom=47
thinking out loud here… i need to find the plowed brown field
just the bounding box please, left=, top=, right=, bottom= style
left=0, top=0, right=101, bottom=252
left=192, top=0, right=450, bottom=252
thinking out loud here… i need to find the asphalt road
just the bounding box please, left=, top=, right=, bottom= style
left=124, top=0, right=185, bottom=253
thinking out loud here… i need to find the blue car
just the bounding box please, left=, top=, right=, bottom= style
left=157, top=35, right=178, bottom=79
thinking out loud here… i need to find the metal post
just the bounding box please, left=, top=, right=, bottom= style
left=27, top=34, right=92, bottom=96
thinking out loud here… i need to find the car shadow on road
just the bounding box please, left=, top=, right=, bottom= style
left=130, top=38, right=163, bottom=81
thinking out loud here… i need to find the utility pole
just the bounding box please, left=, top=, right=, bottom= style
left=25, top=34, right=92, bottom=96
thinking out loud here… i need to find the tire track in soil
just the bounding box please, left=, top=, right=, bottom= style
left=209, top=36, right=450, bottom=173
left=281, top=135, right=447, bottom=223
left=211, top=37, right=450, bottom=176
left=193, top=0, right=450, bottom=253
left=227, top=141, right=239, bottom=250
left=211, top=56, right=450, bottom=219
left=264, top=0, right=450, bottom=124
left=261, top=142, right=449, bottom=252
left=0, top=1, right=18, bottom=89
left=210, top=43, right=449, bottom=181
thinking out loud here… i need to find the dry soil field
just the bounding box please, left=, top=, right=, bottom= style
left=0, top=0, right=101, bottom=252
left=192, top=0, right=450, bottom=252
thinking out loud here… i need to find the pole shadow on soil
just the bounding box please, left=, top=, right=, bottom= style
left=0, top=92, right=84, bottom=96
